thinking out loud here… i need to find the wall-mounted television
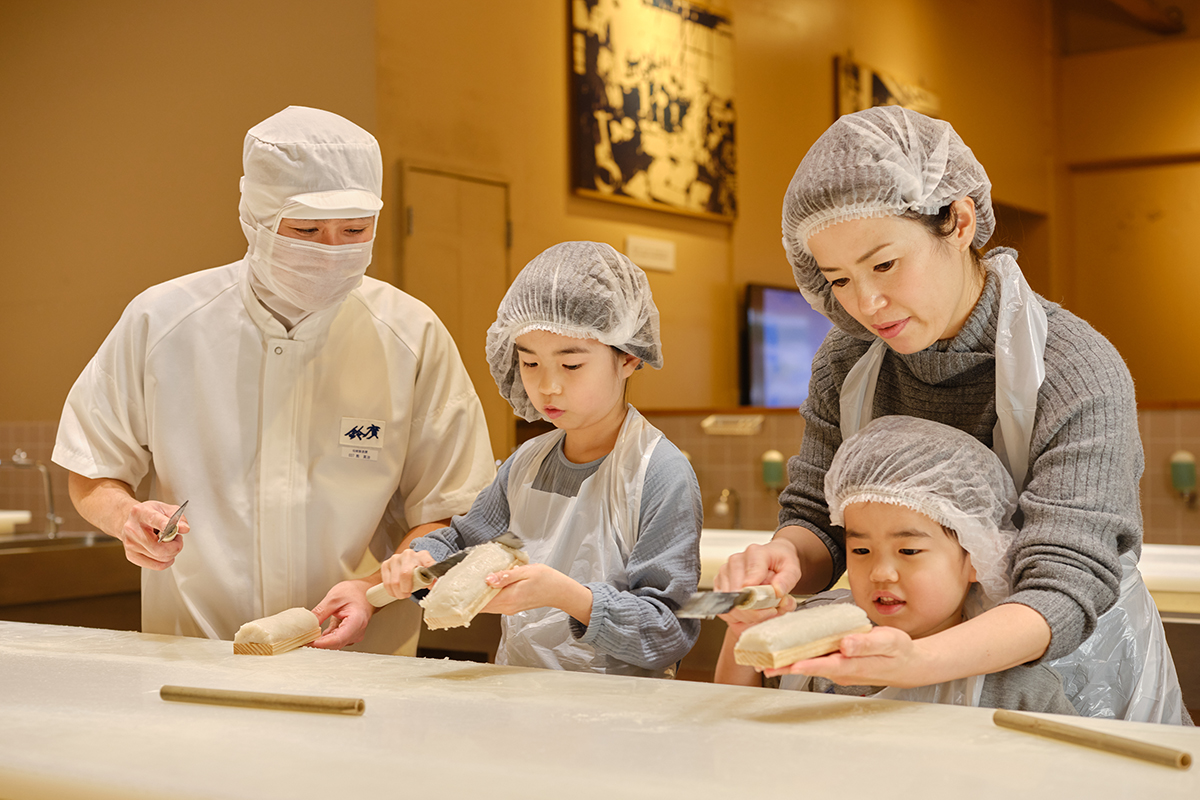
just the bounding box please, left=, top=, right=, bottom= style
left=741, top=284, right=834, bottom=408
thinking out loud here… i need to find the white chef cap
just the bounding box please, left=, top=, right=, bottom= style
left=238, top=105, right=383, bottom=237
left=782, top=106, right=994, bottom=339
left=487, top=241, right=662, bottom=422
left=825, top=415, right=1017, bottom=609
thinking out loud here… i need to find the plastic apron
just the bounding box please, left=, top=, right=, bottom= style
left=834, top=251, right=1183, bottom=722
left=497, top=406, right=669, bottom=678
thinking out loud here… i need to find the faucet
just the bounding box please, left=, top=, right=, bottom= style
left=713, top=487, right=741, bottom=529
left=1, top=449, right=62, bottom=536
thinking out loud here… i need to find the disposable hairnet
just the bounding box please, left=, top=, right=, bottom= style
left=825, top=415, right=1017, bottom=608
left=239, top=105, right=383, bottom=240
left=782, top=106, right=994, bottom=339
left=487, top=241, right=662, bottom=421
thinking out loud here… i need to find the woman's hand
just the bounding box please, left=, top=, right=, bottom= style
left=714, top=539, right=803, bottom=627
left=378, top=549, right=437, bottom=600
left=483, top=564, right=593, bottom=625
left=714, top=538, right=803, bottom=594
left=764, top=626, right=929, bottom=688
left=717, top=591, right=798, bottom=633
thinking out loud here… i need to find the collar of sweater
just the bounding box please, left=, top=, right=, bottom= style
left=892, top=260, right=1001, bottom=386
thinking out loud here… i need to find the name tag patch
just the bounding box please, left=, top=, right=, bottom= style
left=340, top=417, right=385, bottom=461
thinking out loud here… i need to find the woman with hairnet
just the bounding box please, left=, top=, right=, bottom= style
left=374, top=242, right=702, bottom=676
left=718, top=416, right=1076, bottom=715
left=53, top=106, right=495, bottom=654
left=716, top=106, right=1188, bottom=724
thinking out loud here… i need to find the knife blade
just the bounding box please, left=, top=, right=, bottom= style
left=675, top=585, right=780, bottom=618
left=154, top=501, right=189, bottom=543
left=410, top=549, right=470, bottom=590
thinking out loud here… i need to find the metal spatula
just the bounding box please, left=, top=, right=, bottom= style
left=676, top=585, right=781, bottom=619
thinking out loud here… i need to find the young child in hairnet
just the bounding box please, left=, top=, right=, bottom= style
left=376, top=241, right=702, bottom=676
left=716, top=415, right=1076, bottom=713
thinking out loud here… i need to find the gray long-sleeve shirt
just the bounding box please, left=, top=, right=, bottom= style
left=780, top=255, right=1143, bottom=661
left=411, top=431, right=702, bottom=672
left=808, top=665, right=1079, bottom=715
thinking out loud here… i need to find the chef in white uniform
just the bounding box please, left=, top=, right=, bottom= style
left=53, top=106, right=495, bottom=654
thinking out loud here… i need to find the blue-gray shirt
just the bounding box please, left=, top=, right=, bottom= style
left=411, top=432, right=702, bottom=672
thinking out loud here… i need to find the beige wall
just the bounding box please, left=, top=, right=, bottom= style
left=376, top=0, right=1056, bottom=412
left=375, top=0, right=737, bottom=410
left=0, top=0, right=378, bottom=422
left=3, top=0, right=1063, bottom=426
left=1059, top=38, right=1200, bottom=162
left=1056, top=38, right=1200, bottom=405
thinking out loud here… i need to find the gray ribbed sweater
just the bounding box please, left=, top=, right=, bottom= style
left=779, top=256, right=1143, bottom=661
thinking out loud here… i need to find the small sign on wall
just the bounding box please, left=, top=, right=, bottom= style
left=625, top=235, right=676, bottom=273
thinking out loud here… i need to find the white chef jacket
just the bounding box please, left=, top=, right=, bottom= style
left=53, top=261, right=495, bottom=648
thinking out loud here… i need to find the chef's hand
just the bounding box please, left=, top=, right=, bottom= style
left=120, top=501, right=189, bottom=571
left=764, top=626, right=926, bottom=687
left=378, top=549, right=437, bottom=600
left=713, top=539, right=802, bottom=628
left=482, top=564, right=594, bottom=625
left=310, top=579, right=375, bottom=649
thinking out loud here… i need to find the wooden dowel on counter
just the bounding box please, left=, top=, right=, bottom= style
left=160, top=685, right=365, bottom=716
left=993, top=710, right=1191, bottom=770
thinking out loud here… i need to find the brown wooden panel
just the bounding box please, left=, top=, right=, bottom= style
left=1066, top=163, right=1200, bottom=404
left=0, top=540, right=139, bottom=606
left=402, top=167, right=514, bottom=461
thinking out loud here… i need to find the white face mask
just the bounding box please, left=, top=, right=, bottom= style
left=246, top=223, right=374, bottom=314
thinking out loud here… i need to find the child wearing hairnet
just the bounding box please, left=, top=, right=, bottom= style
left=717, top=416, right=1076, bottom=713
left=376, top=241, right=702, bottom=676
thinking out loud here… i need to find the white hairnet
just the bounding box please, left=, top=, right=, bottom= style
left=825, top=415, right=1017, bottom=609
left=239, top=105, right=383, bottom=239
left=487, top=241, right=662, bottom=421
left=782, top=106, right=994, bottom=339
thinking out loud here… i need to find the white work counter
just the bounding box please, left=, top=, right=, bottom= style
left=698, top=528, right=773, bottom=588
left=1, top=622, right=1196, bottom=799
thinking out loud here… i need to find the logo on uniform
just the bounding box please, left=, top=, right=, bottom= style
left=343, top=424, right=381, bottom=441
left=340, top=418, right=386, bottom=461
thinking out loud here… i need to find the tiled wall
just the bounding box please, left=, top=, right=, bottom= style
left=2, top=408, right=1197, bottom=544
left=646, top=407, right=1200, bottom=546
left=0, top=421, right=89, bottom=534
left=1139, top=408, right=1200, bottom=546
left=643, top=410, right=805, bottom=533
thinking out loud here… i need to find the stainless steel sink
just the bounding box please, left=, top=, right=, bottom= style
left=0, top=531, right=113, bottom=551
left=0, top=531, right=137, bottom=608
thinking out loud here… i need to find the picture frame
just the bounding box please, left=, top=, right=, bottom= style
left=834, top=53, right=941, bottom=119
left=570, top=0, right=736, bottom=222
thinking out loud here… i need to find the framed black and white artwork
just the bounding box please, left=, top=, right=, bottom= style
left=571, top=0, right=736, bottom=221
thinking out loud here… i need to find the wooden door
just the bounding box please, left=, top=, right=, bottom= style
left=400, top=166, right=514, bottom=461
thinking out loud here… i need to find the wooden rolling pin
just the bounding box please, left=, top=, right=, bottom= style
left=993, top=710, right=1191, bottom=770
left=160, top=685, right=365, bottom=716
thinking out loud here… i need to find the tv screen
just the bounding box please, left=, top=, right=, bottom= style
left=741, top=284, right=833, bottom=408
